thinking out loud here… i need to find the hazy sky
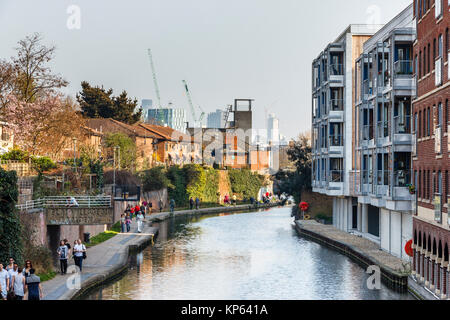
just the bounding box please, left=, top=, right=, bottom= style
left=0, top=0, right=411, bottom=139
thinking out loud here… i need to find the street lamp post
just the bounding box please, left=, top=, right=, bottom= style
left=72, top=137, right=77, bottom=172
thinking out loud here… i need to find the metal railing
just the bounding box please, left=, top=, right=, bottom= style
left=363, top=79, right=373, bottom=96
left=330, top=99, right=344, bottom=111
left=361, top=170, right=373, bottom=185
left=394, top=60, right=413, bottom=75
left=16, top=195, right=112, bottom=211
left=362, top=124, right=374, bottom=141
left=376, top=170, right=389, bottom=186
left=329, top=63, right=344, bottom=76
left=329, top=134, right=343, bottom=147
left=394, top=115, right=411, bottom=134
left=377, top=121, right=389, bottom=138
left=329, top=170, right=344, bottom=183
left=393, top=170, right=411, bottom=187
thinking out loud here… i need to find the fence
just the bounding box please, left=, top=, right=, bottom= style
left=0, top=160, right=33, bottom=177
left=16, top=195, right=112, bottom=211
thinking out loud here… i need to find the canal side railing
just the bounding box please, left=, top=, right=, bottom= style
left=16, top=195, right=112, bottom=211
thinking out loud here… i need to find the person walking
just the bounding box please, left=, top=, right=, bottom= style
left=25, top=269, right=42, bottom=301
left=130, top=206, right=135, bottom=219
left=140, top=202, right=146, bottom=219
left=232, top=194, right=237, bottom=206
left=0, top=264, right=9, bottom=300
left=73, top=239, right=86, bottom=272
left=120, top=214, right=126, bottom=233
left=23, top=260, right=32, bottom=279
left=6, top=258, right=14, bottom=272
left=147, top=201, right=153, bottom=215
left=169, top=199, right=175, bottom=213
left=136, top=211, right=144, bottom=233
left=195, top=197, right=200, bottom=210
left=125, top=214, right=132, bottom=233
left=11, top=267, right=25, bottom=300
left=7, top=263, right=18, bottom=299
left=159, top=199, right=164, bottom=213
left=189, top=197, right=194, bottom=210
left=64, top=239, right=71, bottom=253
left=57, top=240, right=69, bottom=275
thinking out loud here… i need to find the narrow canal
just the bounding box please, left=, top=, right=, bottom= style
left=84, top=207, right=413, bottom=300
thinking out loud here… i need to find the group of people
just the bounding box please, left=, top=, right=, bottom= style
left=223, top=194, right=238, bottom=206
left=189, top=197, right=201, bottom=210
left=121, top=202, right=151, bottom=234
left=57, top=239, right=87, bottom=275
left=0, top=258, right=43, bottom=300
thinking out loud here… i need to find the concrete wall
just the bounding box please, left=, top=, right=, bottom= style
left=379, top=208, right=412, bottom=261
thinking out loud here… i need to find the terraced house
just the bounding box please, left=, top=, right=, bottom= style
left=311, top=25, right=381, bottom=233
left=411, top=0, right=450, bottom=299
left=352, top=4, right=416, bottom=261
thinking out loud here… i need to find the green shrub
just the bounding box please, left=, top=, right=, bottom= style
left=0, top=148, right=29, bottom=162
left=0, top=168, right=23, bottom=265
left=141, top=166, right=170, bottom=192
left=228, top=169, right=264, bottom=199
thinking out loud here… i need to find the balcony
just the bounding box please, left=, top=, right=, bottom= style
left=329, top=63, right=344, bottom=76
left=329, top=170, right=343, bottom=183
left=394, top=115, right=411, bottom=134
left=393, top=169, right=411, bottom=188
left=330, top=99, right=344, bottom=111
left=329, top=134, right=343, bottom=147
left=376, top=121, right=389, bottom=139
left=394, top=60, right=413, bottom=76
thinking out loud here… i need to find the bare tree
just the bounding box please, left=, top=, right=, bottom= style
left=0, top=60, right=16, bottom=110
left=12, top=33, right=68, bottom=102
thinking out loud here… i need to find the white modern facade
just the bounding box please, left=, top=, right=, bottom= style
left=352, top=5, right=416, bottom=261
left=267, top=113, right=280, bottom=145
left=311, top=25, right=382, bottom=236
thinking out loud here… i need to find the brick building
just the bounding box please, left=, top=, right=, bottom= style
left=411, top=0, right=450, bottom=299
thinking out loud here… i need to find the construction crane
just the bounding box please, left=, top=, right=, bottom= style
left=147, top=49, right=163, bottom=124
left=182, top=80, right=205, bottom=128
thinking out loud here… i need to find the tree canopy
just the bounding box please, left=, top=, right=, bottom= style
left=275, top=134, right=312, bottom=203
left=77, top=81, right=142, bottom=124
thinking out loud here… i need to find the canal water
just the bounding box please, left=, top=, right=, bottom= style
left=84, top=207, right=413, bottom=300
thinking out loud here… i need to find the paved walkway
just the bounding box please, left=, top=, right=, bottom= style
left=42, top=219, right=157, bottom=300
left=296, top=220, right=410, bottom=273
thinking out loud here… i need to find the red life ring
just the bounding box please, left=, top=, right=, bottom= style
left=299, top=202, right=309, bottom=212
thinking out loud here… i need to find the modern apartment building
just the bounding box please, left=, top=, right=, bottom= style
left=147, top=107, right=187, bottom=133
left=411, top=0, right=449, bottom=299
left=311, top=25, right=381, bottom=232
left=351, top=5, right=417, bottom=261
left=207, top=109, right=226, bottom=129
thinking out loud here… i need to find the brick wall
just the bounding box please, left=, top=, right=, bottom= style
left=413, top=0, right=450, bottom=215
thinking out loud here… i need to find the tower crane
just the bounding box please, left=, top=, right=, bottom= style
left=147, top=49, right=163, bottom=124
left=182, top=80, right=205, bottom=128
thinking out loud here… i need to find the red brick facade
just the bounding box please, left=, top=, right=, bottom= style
left=413, top=0, right=449, bottom=214
left=412, top=0, right=450, bottom=298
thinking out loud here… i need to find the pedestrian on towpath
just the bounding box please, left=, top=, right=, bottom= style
left=120, top=214, right=126, bottom=233
left=232, top=194, right=237, bottom=206
left=73, top=239, right=86, bottom=272
left=6, top=257, right=14, bottom=272
left=57, top=240, right=69, bottom=275
left=159, top=199, right=164, bottom=213
left=23, top=260, right=33, bottom=279
left=0, top=264, right=9, bottom=300
left=141, top=202, right=146, bottom=219
left=169, top=199, right=175, bottom=213
left=147, top=201, right=153, bottom=215
left=25, top=269, right=42, bottom=301
left=126, top=214, right=132, bottom=232
left=195, top=197, right=200, bottom=210
left=189, top=197, right=194, bottom=210
left=7, top=263, right=18, bottom=299
left=11, top=267, right=25, bottom=300
left=136, top=211, right=144, bottom=233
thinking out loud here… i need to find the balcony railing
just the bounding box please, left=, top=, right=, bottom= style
left=329, top=63, right=344, bottom=76
left=376, top=170, right=389, bottom=186
left=329, top=134, right=343, bottom=147
left=362, top=124, right=374, bottom=141
left=377, top=121, right=389, bottom=138
left=363, top=79, right=373, bottom=96
left=16, top=195, right=112, bottom=211
left=330, top=99, right=344, bottom=111
left=329, top=170, right=344, bottom=183
left=394, top=60, right=413, bottom=75
left=393, top=170, right=411, bottom=187
left=362, top=170, right=373, bottom=185
left=394, top=115, right=411, bottom=134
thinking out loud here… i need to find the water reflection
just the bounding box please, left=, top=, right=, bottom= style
left=84, top=207, right=413, bottom=300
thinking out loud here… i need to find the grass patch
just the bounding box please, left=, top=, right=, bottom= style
left=85, top=230, right=118, bottom=248
left=38, top=270, right=57, bottom=282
